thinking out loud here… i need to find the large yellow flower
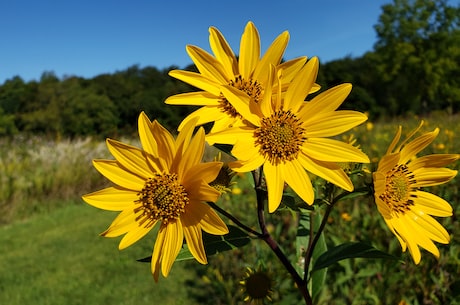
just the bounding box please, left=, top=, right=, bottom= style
left=373, top=123, right=459, bottom=264
left=82, top=112, right=228, bottom=281
left=206, top=58, right=370, bottom=212
left=165, top=21, right=317, bottom=132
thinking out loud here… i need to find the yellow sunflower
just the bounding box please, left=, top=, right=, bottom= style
left=373, top=122, right=459, bottom=264
left=165, top=21, right=318, bottom=132
left=206, top=58, right=370, bottom=212
left=82, top=112, right=228, bottom=281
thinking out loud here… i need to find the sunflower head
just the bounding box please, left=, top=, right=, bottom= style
left=372, top=122, right=459, bottom=263
left=240, top=266, right=275, bottom=304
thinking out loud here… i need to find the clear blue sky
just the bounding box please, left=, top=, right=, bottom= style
left=0, top=0, right=391, bottom=84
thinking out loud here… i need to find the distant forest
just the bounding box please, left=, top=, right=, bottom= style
left=0, top=0, right=458, bottom=138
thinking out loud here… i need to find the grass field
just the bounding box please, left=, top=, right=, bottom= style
left=0, top=113, right=459, bottom=304
left=0, top=202, right=195, bottom=305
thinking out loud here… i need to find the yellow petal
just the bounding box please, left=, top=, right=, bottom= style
left=168, top=70, right=221, bottom=96
left=220, top=85, right=262, bottom=126
left=151, top=120, right=175, bottom=166
left=399, top=129, right=438, bottom=164
left=284, top=57, right=318, bottom=113
left=412, top=168, right=458, bottom=187
left=82, top=187, right=138, bottom=211
left=119, top=225, right=153, bottom=250
left=253, top=30, right=289, bottom=83
left=206, top=125, right=255, bottom=145
left=151, top=225, right=167, bottom=281
left=409, top=154, right=460, bottom=170
left=102, top=208, right=140, bottom=237
left=176, top=127, right=205, bottom=176
left=186, top=181, right=221, bottom=203
left=264, top=162, right=285, bottom=213
left=161, top=221, right=184, bottom=277
left=186, top=45, right=228, bottom=84
left=303, top=111, right=368, bottom=137
left=391, top=218, right=423, bottom=264
left=239, top=21, right=260, bottom=80
left=183, top=162, right=223, bottom=185
left=177, top=106, right=227, bottom=131
left=281, top=160, right=314, bottom=205
left=200, top=206, right=229, bottom=235
left=302, top=138, right=370, bottom=163
left=106, top=139, right=154, bottom=179
left=413, top=190, right=453, bottom=217
left=301, top=83, right=352, bottom=115
left=138, top=112, right=158, bottom=156
left=277, top=57, right=307, bottom=84
left=298, top=154, right=353, bottom=192
left=406, top=210, right=450, bottom=243
left=209, top=26, right=237, bottom=79
left=181, top=217, right=207, bottom=264
left=164, top=91, right=220, bottom=106
left=376, top=153, right=400, bottom=174
left=93, top=160, right=145, bottom=190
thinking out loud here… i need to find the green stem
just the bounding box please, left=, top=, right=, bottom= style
left=208, top=201, right=263, bottom=238
left=254, top=168, right=312, bottom=305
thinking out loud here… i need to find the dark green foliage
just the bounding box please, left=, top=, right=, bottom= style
left=0, top=65, right=196, bottom=138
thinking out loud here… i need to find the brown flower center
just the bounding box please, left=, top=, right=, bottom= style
left=380, top=164, right=417, bottom=215
left=218, top=75, right=263, bottom=118
left=244, top=271, right=272, bottom=300
left=135, top=173, right=189, bottom=226
left=254, top=110, right=305, bottom=165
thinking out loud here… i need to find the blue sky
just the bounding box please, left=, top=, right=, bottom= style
left=0, top=0, right=391, bottom=84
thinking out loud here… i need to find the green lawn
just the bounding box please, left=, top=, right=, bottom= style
left=0, top=202, right=195, bottom=305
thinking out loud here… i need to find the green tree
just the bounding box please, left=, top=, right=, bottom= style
left=373, top=0, right=460, bottom=114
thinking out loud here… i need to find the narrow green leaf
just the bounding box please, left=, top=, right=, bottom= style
left=312, top=242, right=399, bottom=271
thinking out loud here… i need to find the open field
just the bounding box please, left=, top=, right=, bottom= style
left=0, top=113, right=459, bottom=304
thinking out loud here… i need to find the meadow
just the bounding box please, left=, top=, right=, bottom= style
left=0, top=113, right=459, bottom=305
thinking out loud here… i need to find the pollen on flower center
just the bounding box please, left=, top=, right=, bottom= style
left=380, top=164, right=417, bottom=215
left=218, top=75, right=263, bottom=118
left=254, top=110, right=305, bottom=165
left=135, top=173, right=189, bottom=226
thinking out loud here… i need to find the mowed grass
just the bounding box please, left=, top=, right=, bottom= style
left=0, top=201, right=195, bottom=305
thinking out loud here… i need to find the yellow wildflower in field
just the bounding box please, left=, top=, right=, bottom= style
left=165, top=21, right=318, bottom=132
left=207, top=60, right=370, bottom=212
left=373, top=122, right=459, bottom=264
left=82, top=112, right=228, bottom=281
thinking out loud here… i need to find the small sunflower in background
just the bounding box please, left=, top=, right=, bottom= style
left=209, top=152, right=237, bottom=194
left=373, top=122, right=459, bottom=264
left=240, top=266, right=275, bottom=304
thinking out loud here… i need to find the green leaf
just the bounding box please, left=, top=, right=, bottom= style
left=335, top=189, right=370, bottom=202
left=312, top=242, right=400, bottom=272
left=137, top=225, right=251, bottom=263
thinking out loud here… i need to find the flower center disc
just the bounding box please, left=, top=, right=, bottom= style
left=380, top=164, right=416, bottom=215
left=218, top=75, right=263, bottom=118
left=254, top=110, right=305, bottom=165
left=245, top=272, right=272, bottom=300
left=135, top=173, right=189, bottom=226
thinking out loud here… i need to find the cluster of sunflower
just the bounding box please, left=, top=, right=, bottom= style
left=82, top=21, right=458, bottom=300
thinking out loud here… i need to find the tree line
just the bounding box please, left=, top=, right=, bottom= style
left=0, top=0, right=458, bottom=138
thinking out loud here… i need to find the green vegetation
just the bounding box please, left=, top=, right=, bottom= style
left=0, top=203, right=194, bottom=305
